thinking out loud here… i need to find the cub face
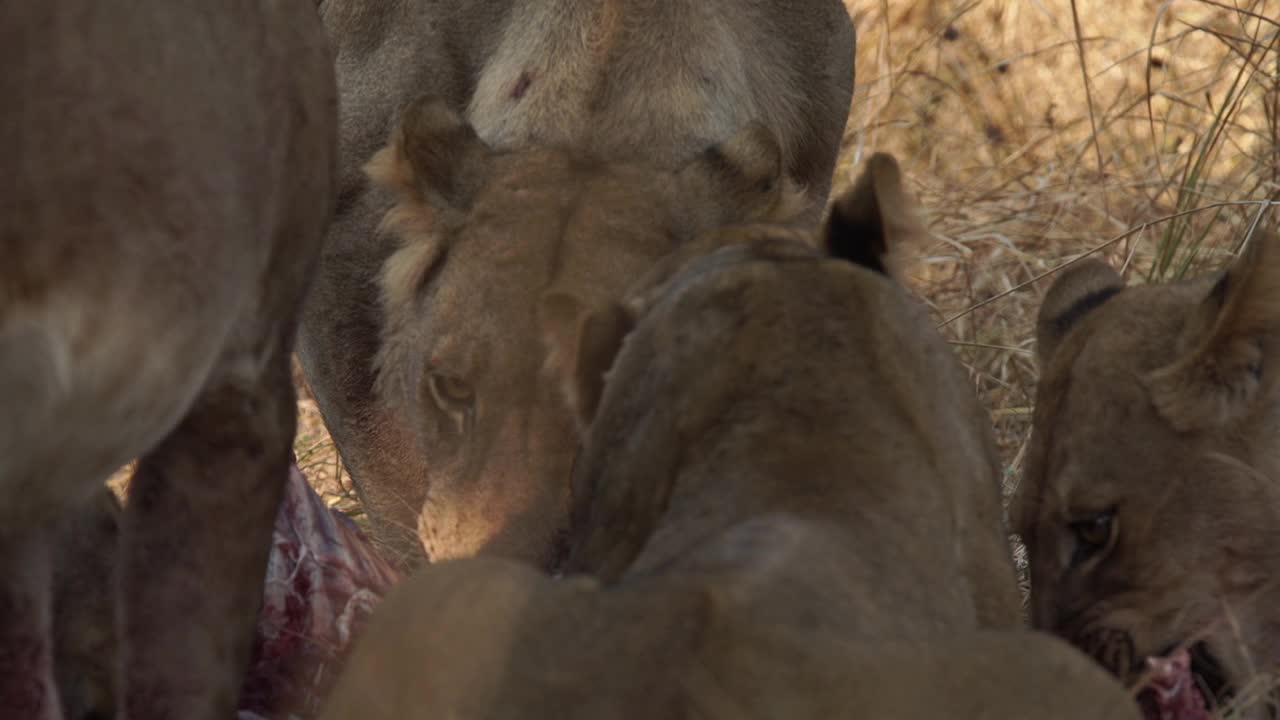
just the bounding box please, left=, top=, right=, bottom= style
left=1014, top=232, right=1280, bottom=714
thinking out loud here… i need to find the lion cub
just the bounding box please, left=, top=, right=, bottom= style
left=321, top=155, right=1138, bottom=719
left=1014, top=228, right=1280, bottom=717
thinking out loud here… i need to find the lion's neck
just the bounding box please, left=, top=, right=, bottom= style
left=615, top=432, right=973, bottom=635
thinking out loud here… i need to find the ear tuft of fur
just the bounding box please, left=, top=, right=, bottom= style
left=708, top=121, right=782, bottom=194
left=820, top=152, right=924, bottom=280
left=1143, top=341, right=1263, bottom=433
left=364, top=95, right=492, bottom=212
left=1145, top=231, right=1280, bottom=432
left=539, top=292, right=587, bottom=419
left=681, top=122, right=807, bottom=227
left=1035, top=259, right=1125, bottom=364
left=539, top=292, right=635, bottom=431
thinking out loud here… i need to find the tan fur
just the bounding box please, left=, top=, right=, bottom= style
left=0, top=2, right=336, bottom=717
left=821, top=152, right=928, bottom=281
left=298, top=0, right=857, bottom=564
left=1014, top=226, right=1280, bottom=717
left=359, top=100, right=808, bottom=567
left=538, top=294, right=633, bottom=432
left=321, top=160, right=1138, bottom=720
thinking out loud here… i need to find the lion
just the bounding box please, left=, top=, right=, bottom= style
left=297, top=0, right=857, bottom=565
left=357, top=98, right=810, bottom=568
left=318, top=154, right=1140, bottom=720
left=50, top=490, right=121, bottom=720
left=0, top=2, right=336, bottom=717
left=1012, top=228, right=1280, bottom=718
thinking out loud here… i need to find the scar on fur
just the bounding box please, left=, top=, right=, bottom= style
left=511, top=71, right=534, bottom=101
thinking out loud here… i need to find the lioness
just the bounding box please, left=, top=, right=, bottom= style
left=0, top=2, right=336, bottom=717
left=51, top=490, right=121, bottom=720
left=350, top=98, right=814, bottom=567
left=320, top=155, right=1139, bottom=720
left=298, top=0, right=857, bottom=565
left=1013, top=229, right=1280, bottom=717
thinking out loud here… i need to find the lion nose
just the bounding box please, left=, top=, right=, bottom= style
left=1077, top=627, right=1139, bottom=678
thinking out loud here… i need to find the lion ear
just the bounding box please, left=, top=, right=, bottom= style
left=539, top=292, right=635, bottom=430
left=680, top=122, right=801, bottom=224
left=819, top=152, right=923, bottom=279
left=1035, top=260, right=1125, bottom=364
left=364, top=95, right=492, bottom=212
left=1145, top=232, right=1280, bottom=432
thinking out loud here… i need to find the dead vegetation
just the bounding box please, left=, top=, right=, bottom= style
left=842, top=0, right=1277, bottom=483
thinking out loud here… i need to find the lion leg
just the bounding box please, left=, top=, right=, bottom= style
left=52, top=488, right=121, bottom=720
left=119, top=347, right=296, bottom=719
left=0, top=530, right=62, bottom=720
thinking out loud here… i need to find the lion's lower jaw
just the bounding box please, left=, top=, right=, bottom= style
left=1188, top=642, right=1232, bottom=709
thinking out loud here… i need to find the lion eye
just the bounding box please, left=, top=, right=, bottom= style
left=1069, top=509, right=1116, bottom=566
left=428, top=374, right=475, bottom=410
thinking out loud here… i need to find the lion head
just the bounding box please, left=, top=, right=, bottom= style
left=537, top=153, right=1026, bottom=631
left=1013, top=230, right=1280, bottom=715
left=363, top=97, right=806, bottom=567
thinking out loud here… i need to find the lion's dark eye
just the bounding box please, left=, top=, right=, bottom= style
left=428, top=374, right=475, bottom=411
left=1069, top=509, right=1117, bottom=567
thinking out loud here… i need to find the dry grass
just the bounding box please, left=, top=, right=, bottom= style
left=840, top=0, right=1277, bottom=478
left=290, top=358, right=364, bottom=519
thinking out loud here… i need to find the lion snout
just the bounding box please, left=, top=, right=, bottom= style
left=1072, top=624, right=1141, bottom=680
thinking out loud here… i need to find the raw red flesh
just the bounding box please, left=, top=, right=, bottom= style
left=237, top=465, right=403, bottom=719
left=1136, top=649, right=1210, bottom=720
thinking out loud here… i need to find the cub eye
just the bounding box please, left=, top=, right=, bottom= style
left=428, top=374, right=475, bottom=411
left=1069, top=509, right=1117, bottom=567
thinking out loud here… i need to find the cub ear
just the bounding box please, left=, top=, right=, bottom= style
left=820, top=152, right=923, bottom=279
left=1035, top=260, right=1125, bottom=364
left=680, top=122, right=804, bottom=224
left=364, top=95, right=492, bottom=211
left=539, top=292, right=635, bottom=431
left=1145, top=232, right=1280, bottom=432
